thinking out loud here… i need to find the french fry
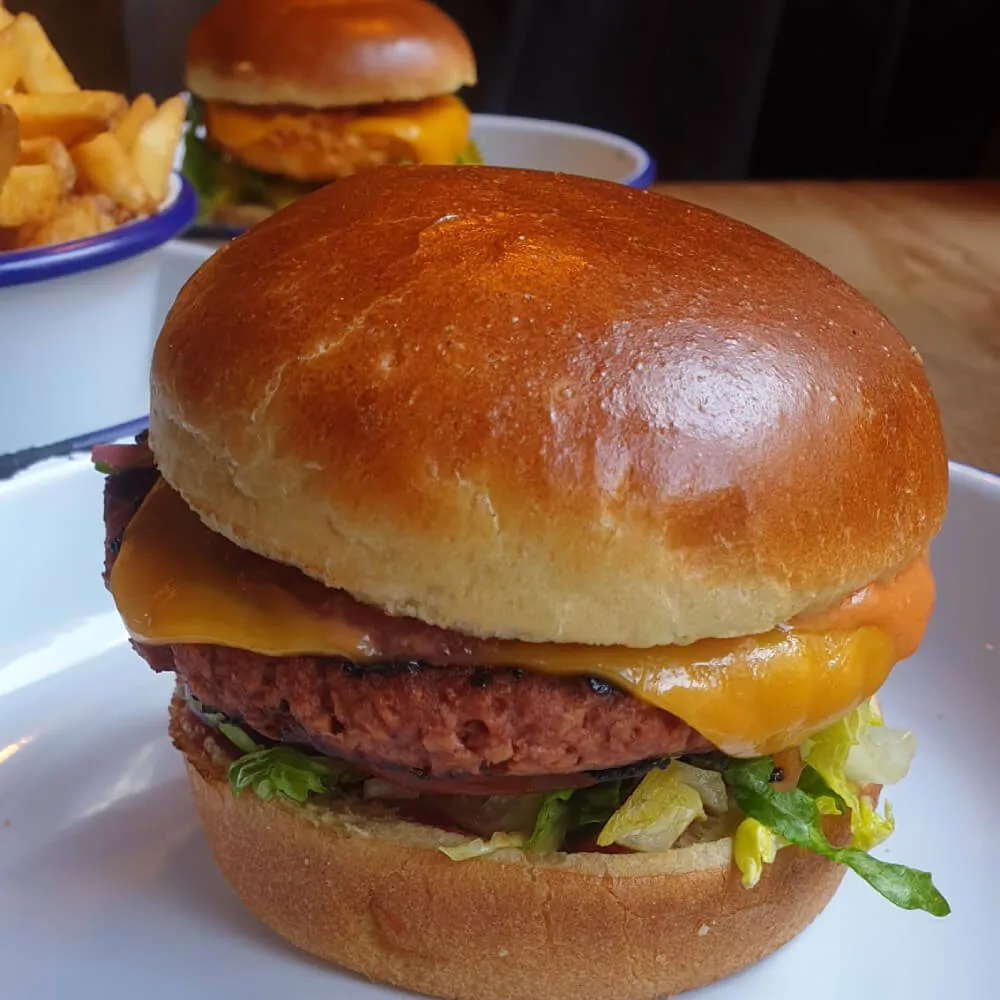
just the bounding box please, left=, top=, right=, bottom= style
left=0, top=7, right=187, bottom=253
left=0, top=163, right=60, bottom=227
left=114, top=93, right=156, bottom=152
left=17, top=136, right=76, bottom=193
left=15, top=194, right=113, bottom=248
left=12, top=13, right=77, bottom=94
left=0, top=102, right=16, bottom=189
left=132, top=95, right=185, bottom=205
left=0, top=23, right=24, bottom=93
left=6, top=91, right=126, bottom=144
left=71, top=131, right=152, bottom=214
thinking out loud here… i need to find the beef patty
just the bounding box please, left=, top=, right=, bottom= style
left=103, top=456, right=714, bottom=783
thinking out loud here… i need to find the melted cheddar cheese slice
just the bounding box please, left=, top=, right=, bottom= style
left=205, top=94, right=471, bottom=166
left=111, top=483, right=931, bottom=757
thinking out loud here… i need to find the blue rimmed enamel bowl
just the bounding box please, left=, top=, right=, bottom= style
left=470, top=114, right=655, bottom=188
left=0, top=173, right=197, bottom=458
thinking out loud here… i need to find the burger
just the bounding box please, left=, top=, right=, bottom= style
left=182, top=0, right=477, bottom=227
left=98, top=166, right=949, bottom=1000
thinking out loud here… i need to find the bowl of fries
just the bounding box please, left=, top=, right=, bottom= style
left=0, top=6, right=197, bottom=457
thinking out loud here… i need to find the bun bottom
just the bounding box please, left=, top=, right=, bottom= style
left=173, top=699, right=846, bottom=1000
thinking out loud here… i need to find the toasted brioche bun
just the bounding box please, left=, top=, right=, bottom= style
left=172, top=696, right=848, bottom=1000
left=151, top=166, right=947, bottom=647
left=186, top=0, right=477, bottom=109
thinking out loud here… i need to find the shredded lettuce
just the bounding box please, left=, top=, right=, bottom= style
left=570, top=781, right=624, bottom=828
left=801, top=699, right=912, bottom=851
left=733, top=817, right=786, bottom=888
left=439, top=832, right=527, bottom=861
left=229, top=746, right=356, bottom=804
left=186, top=692, right=226, bottom=729
left=846, top=725, right=916, bottom=787
left=597, top=763, right=706, bottom=851
left=186, top=691, right=359, bottom=804
left=526, top=789, right=573, bottom=853
left=456, top=140, right=483, bottom=165
left=181, top=100, right=222, bottom=221
left=520, top=783, right=625, bottom=853
left=668, top=760, right=728, bottom=814
left=724, top=757, right=949, bottom=916
left=217, top=722, right=258, bottom=754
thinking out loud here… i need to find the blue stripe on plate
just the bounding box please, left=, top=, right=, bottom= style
left=0, top=416, right=149, bottom=482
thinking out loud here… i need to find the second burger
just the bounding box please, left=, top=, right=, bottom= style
left=183, top=0, right=478, bottom=226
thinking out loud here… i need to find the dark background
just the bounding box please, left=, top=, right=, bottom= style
left=434, top=0, right=1000, bottom=180
left=12, top=0, right=1000, bottom=180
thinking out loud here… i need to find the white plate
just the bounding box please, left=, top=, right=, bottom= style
left=0, top=459, right=997, bottom=999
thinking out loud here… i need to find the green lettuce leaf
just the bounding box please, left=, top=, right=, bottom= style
left=181, top=129, right=224, bottom=221
left=186, top=692, right=226, bottom=729
left=228, top=745, right=355, bottom=804
left=801, top=699, right=910, bottom=850
left=526, top=789, right=573, bottom=853
left=456, top=140, right=483, bottom=165
left=570, top=781, right=624, bottom=828
left=217, top=722, right=258, bottom=754
left=724, top=757, right=950, bottom=916
left=597, top=763, right=706, bottom=851
left=846, top=723, right=916, bottom=787
left=667, top=760, right=728, bottom=814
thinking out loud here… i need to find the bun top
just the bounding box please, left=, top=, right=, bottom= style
left=151, top=166, right=947, bottom=647
left=186, top=0, right=477, bottom=109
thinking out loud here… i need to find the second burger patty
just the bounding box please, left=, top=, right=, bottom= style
left=104, top=467, right=714, bottom=783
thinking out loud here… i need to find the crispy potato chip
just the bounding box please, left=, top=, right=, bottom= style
left=114, top=93, right=156, bottom=152
left=0, top=162, right=60, bottom=226
left=12, top=13, right=77, bottom=94
left=0, top=102, right=16, bottom=188
left=7, top=91, right=126, bottom=144
left=0, top=5, right=13, bottom=32
left=132, top=95, right=185, bottom=204
left=71, top=131, right=152, bottom=214
left=0, top=23, right=24, bottom=93
left=17, top=135, right=75, bottom=193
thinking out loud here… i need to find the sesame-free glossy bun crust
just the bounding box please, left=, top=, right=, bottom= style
left=186, top=0, right=477, bottom=108
left=174, top=696, right=848, bottom=1000
left=151, top=166, right=947, bottom=647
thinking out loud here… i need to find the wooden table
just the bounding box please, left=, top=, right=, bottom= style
left=655, top=181, right=1000, bottom=476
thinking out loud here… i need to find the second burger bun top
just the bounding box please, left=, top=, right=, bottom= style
left=186, top=0, right=477, bottom=109
left=151, top=166, right=947, bottom=648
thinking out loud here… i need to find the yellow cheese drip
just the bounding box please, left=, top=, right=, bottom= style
left=111, top=483, right=905, bottom=757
